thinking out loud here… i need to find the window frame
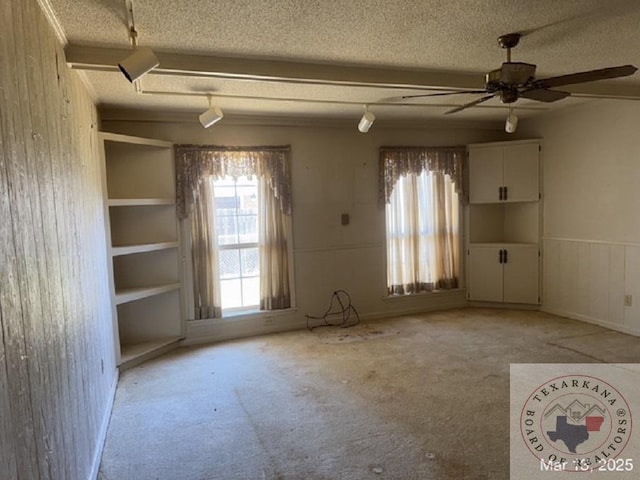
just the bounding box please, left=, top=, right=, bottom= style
left=180, top=179, right=296, bottom=321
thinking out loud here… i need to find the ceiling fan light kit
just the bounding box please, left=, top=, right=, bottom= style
left=505, top=109, right=518, bottom=134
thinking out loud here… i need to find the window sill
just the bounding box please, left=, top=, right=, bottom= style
left=382, top=288, right=465, bottom=302
left=223, top=307, right=260, bottom=318
left=189, top=307, right=299, bottom=326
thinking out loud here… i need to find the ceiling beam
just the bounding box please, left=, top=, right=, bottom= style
left=65, top=45, right=486, bottom=91
left=65, top=45, right=640, bottom=99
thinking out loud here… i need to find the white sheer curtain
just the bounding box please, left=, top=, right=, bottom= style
left=190, top=178, right=222, bottom=318
left=381, top=147, right=464, bottom=295
left=258, top=177, right=291, bottom=309
left=386, top=171, right=460, bottom=294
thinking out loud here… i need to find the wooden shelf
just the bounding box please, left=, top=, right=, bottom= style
left=100, top=132, right=173, bottom=148
left=115, top=283, right=181, bottom=305
left=100, top=131, right=183, bottom=369
left=108, top=198, right=175, bottom=206
left=119, top=336, right=183, bottom=370
left=112, top=241, right=178, bottom=257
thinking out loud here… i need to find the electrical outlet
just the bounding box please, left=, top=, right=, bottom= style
left=624, top=294, right=632, bottom=307
left=264, top=317, right=274, bottom=326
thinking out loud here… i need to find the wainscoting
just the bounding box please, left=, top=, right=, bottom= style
left=542, top=237, right=640, bottom=336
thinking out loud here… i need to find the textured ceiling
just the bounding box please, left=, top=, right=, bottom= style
left=47, top=0, right=640, bottom=123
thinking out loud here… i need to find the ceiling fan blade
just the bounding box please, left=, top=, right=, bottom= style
left=402, top=90, right=487, bottom=100
left=535, top=64, right=637, bottom=89
left=445, top=94, right=496, bottom=114
left=519, top=88, right=571, bottom=103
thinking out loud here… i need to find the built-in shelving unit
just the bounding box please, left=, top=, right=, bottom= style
left=99, top=132, right=184, bottom=370
left=466, top=139, right=541, bottom=305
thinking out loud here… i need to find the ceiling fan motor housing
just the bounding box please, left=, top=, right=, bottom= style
left=486, top=62, right=537, bottom=89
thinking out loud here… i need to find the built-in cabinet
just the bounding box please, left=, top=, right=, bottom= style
left=99, top=132, right=184, bottom=369
left=466, top=139, right=541, bottom=305
left=469, top=142, right=539, bottom=203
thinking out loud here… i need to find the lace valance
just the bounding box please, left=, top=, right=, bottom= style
left=175, top=145, right=292, bottom=219
left=379, top=146, right=467, bottom=206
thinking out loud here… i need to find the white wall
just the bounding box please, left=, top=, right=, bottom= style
left=520, top=100, right=640, bottom=335
left=1, top=1, right=117, bottom=478
left=101, top=117, right=506, bottom=341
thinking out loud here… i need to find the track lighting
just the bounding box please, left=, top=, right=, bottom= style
left=358, top=105, right=375, bottom=133
left=118, top=1, right=159, bottom=83
left=505, top=108, right=518, bottom=134
left=118, top=45, right=159, bottom=83
left=199, top=96, right=224, bottom=128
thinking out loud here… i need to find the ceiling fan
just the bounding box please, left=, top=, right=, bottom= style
left=403, top=33, right=637, bottom=114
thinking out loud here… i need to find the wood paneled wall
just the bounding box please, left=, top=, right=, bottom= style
left=0, top=1, right=117, bottom=479
left=543, top=238, right=640, bottom=336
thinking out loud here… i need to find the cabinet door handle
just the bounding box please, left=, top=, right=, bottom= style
left=498, top=186, right=503, bottom=201
left=499, top=249, right=504, bottom=264
left=504, top=186, right=508, bottom=201
left=503, top=249, right=508, bottom=264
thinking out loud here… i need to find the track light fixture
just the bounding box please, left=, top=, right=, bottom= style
left=118, top=1, right=159, bottom=83
left=118, top=44, right=159, bottom=83
left=505, top=107, right=518, bottom=134
left=199, top=95, right=224, bottom=128
left=358, top=105, right=375, bottom=133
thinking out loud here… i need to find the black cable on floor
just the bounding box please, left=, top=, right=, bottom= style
left=305, top=290, right=360, bottom=330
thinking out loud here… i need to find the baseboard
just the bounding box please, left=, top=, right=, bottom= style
left=467, top=301, right=540, bottom=310
left=183, top=313, right=307, bottom=346
left=361, top=299, right=468, bottom=321
left=88, top=370, right=119, bottom=480
left=541, top=306, right=640, bottom=337
left=184, top=294, right=468, bottom=346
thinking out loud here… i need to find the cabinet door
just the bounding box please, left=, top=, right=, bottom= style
left=468, top=247, right=503, bottom=302
left=503, top=245, right=539, bottom=304
left=503, top=143, right=539, bottom=202
left=469, top=147, right=503, bottom=203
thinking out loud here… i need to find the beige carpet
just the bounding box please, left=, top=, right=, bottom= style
left=98, top=308, right=640, bottom=480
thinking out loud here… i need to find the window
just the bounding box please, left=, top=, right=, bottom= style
left=214, top=176, right=259, bottom=310
left=175, top=145, right=292, bottom=320
left=380, top=147, right=465, bottom=296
